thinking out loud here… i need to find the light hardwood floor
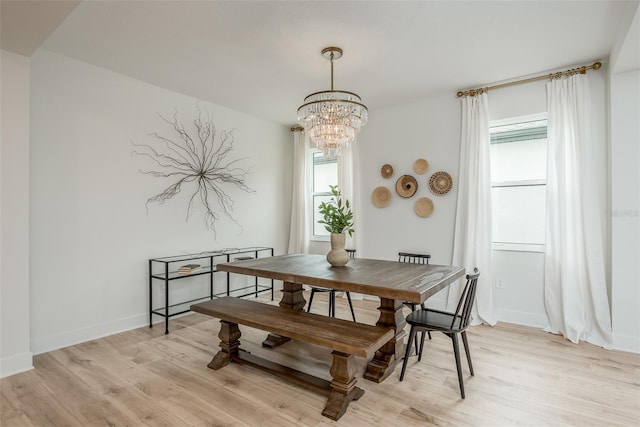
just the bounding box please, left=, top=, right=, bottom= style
left=2, top=293, right=639, bottom=426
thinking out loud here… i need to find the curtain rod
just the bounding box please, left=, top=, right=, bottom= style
left=456, top=61, right=602, bottom=98
left=290, top=126, right=304, bottom=132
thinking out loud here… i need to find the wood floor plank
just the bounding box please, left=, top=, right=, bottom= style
left=1, top=292, right=639, bottom=426
left=158, top=392, right=242, bottom=426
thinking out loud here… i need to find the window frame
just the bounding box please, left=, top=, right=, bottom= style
left=490, top=113, right=547, bottom=253
left=308, top=149, right=338, bottom=242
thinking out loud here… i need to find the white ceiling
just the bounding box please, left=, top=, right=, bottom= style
left=2, top=0, right=638, bottom=125
left=0, top=0, right=80, bottom=56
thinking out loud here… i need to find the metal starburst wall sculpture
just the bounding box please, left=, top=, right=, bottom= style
left=132, top=105, right=253, bottom=234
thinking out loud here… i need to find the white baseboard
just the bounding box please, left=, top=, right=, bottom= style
left=0, top=351, right=33, bottom=379
left=612, top=332, right=640, bottom=354
left=495, top=308, right=548, bottom=328
left=31, top=313, right=149, bottom=355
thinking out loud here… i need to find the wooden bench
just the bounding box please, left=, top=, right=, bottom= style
left=191, top=296, right=394, bottom=421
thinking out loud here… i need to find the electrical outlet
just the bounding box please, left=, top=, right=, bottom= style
left=496, top=278, right=505, bottom=289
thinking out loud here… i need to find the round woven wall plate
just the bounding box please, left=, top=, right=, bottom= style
left=381, top=164, right=394, bottom=178
left=413, top=158, right=429, bottom=174
left=414, top=197, right=434, bottom=217
left=429, top=171, right=453, bottom=195
left=395, top=175, right=418, bottom=198
left=372, top=186, right=391, bottom=208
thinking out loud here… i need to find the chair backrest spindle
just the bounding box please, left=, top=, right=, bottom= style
left=450, top=268, right=480, bottom=330
left=398, top=252, right=431, bottom=264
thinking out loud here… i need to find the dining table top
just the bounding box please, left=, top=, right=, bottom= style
left=217, top=253, right=465, bottom=304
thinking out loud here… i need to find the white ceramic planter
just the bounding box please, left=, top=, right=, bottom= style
left=326, top=233, right=350, bottom=267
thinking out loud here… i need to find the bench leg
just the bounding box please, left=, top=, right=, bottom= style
left=208, top=320, right=241, bottom=370
left=322, top=351, right=364, bottom=421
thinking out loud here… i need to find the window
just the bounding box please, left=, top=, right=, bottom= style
left=490, top=114, right=547, bottom=252
left=309, top=151, right=338, bottom=240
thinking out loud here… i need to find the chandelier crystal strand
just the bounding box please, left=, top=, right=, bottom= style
left=297, top=47, right=368, bottom=158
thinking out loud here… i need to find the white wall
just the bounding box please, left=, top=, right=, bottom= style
left=609, top=5, right=640, bottom=353
left=0, top=49, right=33, bottom=377
left=356, top=89, right=461, bottom=265
left=610, top=70, right=640, bottom=353
left=609, top=4, right=640, bottom=353
left=29, top=50, right=291, bottom=355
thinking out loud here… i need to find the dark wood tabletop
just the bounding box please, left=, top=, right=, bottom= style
left=217, top=253, right=465, bottom=304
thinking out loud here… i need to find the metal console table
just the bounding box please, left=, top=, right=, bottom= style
left=149, top=246, right=274, bottom=334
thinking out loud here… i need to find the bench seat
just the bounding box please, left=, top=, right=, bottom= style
left=191, top=296, right=393, bottom=421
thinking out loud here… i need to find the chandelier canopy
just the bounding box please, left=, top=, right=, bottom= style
left=297, top=47, right=368, bottom=158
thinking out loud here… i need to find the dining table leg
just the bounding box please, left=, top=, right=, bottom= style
left=262, top=281, right=306, bottom=348
left=363, top=298, right=406, bottom=383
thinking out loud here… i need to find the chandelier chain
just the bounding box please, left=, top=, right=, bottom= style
left=330, top=51, right=334, bottom=91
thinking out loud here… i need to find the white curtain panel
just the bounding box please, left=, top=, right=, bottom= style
left=338, top=141, right=363, bottom=300
left=544, top=74, right=612, bottom=348
left=287, top=130, right=309, bottom=254
left=450, top=92, right=496, bottom=326
left=338, top=142, right=356, bottom=250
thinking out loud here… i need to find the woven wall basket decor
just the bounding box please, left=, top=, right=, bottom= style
left=429, top=171, right=453, bottom=195
left=414, top=197, right=434, bottom=218
left=396, top=175, right=418, bottom=198
left=372, top=186, right=392, bottom=208
left=413, top=158, right=429, bottom=174
left=381, top=164, right=394, bottom=178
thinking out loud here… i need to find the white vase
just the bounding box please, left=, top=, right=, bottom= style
left=327, top=233, right=350, bottom=267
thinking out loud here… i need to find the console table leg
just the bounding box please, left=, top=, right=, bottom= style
left=363, top=298, right=406, bottom=383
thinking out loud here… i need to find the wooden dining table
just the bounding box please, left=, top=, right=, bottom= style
left=216, top=253, right=465, bottom=383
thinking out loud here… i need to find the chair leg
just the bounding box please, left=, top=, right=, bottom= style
left=450, top=333, right=465, bottom=399
left=329, top=290, right=335, bottom=317
left=346, top=292, right=356, bottom=322
left=399, top=326, right=418, bottom=381
left=307, top=288, right=316, bottom=313
left=461, top=331, right=474, bottom=376
left=418, top=331, right=427, bottom=361
left=417, top=303, right=431, bottom=340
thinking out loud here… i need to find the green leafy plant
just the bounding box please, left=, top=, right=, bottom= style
left=318, top=185, right=355, bottom=237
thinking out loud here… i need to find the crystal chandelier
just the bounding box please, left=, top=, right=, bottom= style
left=297, top=47, right=368, bottom=158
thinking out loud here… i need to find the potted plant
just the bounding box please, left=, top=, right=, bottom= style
left=318, top=185, right=354, bottom=266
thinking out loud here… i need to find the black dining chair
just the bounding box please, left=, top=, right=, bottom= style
left=398, top=252, right=431, bottom=311
left=398, top=251, right=432, bottom=354
left=399, top=268, right=480, bottom=399
left=307, top=249, right=356, bottom=321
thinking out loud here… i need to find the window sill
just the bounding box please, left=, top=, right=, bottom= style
left=492, top=243, right=545, bottom=253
